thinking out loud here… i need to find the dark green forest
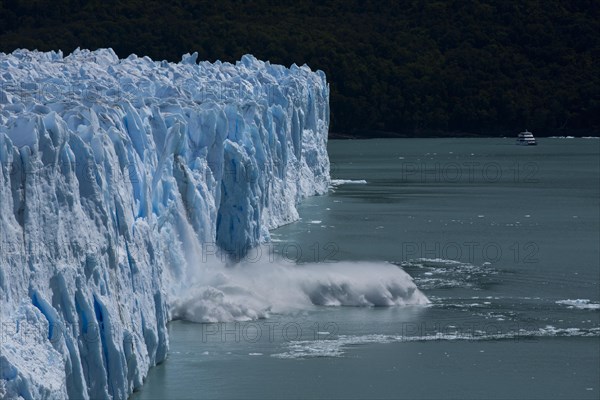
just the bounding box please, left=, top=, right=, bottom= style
left=1, top=0, right=599, bottom=137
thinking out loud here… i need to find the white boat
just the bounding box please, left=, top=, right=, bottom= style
left=517, top=129, right=537, bottom=145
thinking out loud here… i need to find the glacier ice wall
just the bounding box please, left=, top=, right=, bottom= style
left=0, top=49, right=329, bottom=399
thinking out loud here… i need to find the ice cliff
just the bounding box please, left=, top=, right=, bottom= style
left=0, top=49, right=330, bottom=399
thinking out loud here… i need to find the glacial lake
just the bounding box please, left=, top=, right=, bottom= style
left=131, top=138, right=599, bottom=399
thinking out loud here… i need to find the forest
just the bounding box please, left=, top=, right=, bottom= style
left=1, top=0, right=598, bottom=137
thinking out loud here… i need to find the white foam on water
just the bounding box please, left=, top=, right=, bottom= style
left=556, top=299, right=600, bottom=310
left=399, top=258, right=498, bottom=291
left=272, top=326, right=600, bottom=359
left=171, top=251, right=429, bottom=323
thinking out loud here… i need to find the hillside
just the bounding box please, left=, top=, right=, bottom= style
left=1, top=0, right=598, bottom=136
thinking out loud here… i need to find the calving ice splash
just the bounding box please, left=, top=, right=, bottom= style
left=171, top=257, right=428, bottom=323
left=0, top=49, right=427, bottom=399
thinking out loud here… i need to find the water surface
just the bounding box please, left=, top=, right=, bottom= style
left=132, top=138, right=599, bottom=399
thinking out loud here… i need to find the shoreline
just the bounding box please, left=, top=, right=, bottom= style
left=329, top=131, right=600, bottom=140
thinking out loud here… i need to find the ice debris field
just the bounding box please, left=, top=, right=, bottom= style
left=0, top=49, right=426, bottom=399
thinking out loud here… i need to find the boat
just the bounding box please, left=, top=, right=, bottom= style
left=516, top=129, right=537, bottom=145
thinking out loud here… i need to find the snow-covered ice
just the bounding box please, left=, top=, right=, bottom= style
left=0, top=48, right=330, bottom=399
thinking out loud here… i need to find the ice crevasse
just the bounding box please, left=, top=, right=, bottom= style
left=0, top=49, right=330, bottom=399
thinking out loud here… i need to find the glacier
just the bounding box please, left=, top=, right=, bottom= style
left=0, top=48, right=330, bottom=399
left=0, top=49, right=428, bottom=400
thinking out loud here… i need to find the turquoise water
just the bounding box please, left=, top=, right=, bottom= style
left=132, top=138, right=599, bottom=399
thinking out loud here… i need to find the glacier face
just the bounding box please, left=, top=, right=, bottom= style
left=0, top=49, right=330, bottom=399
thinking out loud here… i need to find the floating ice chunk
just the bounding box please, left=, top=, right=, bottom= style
left=330, top=179, right=367, bottom=186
